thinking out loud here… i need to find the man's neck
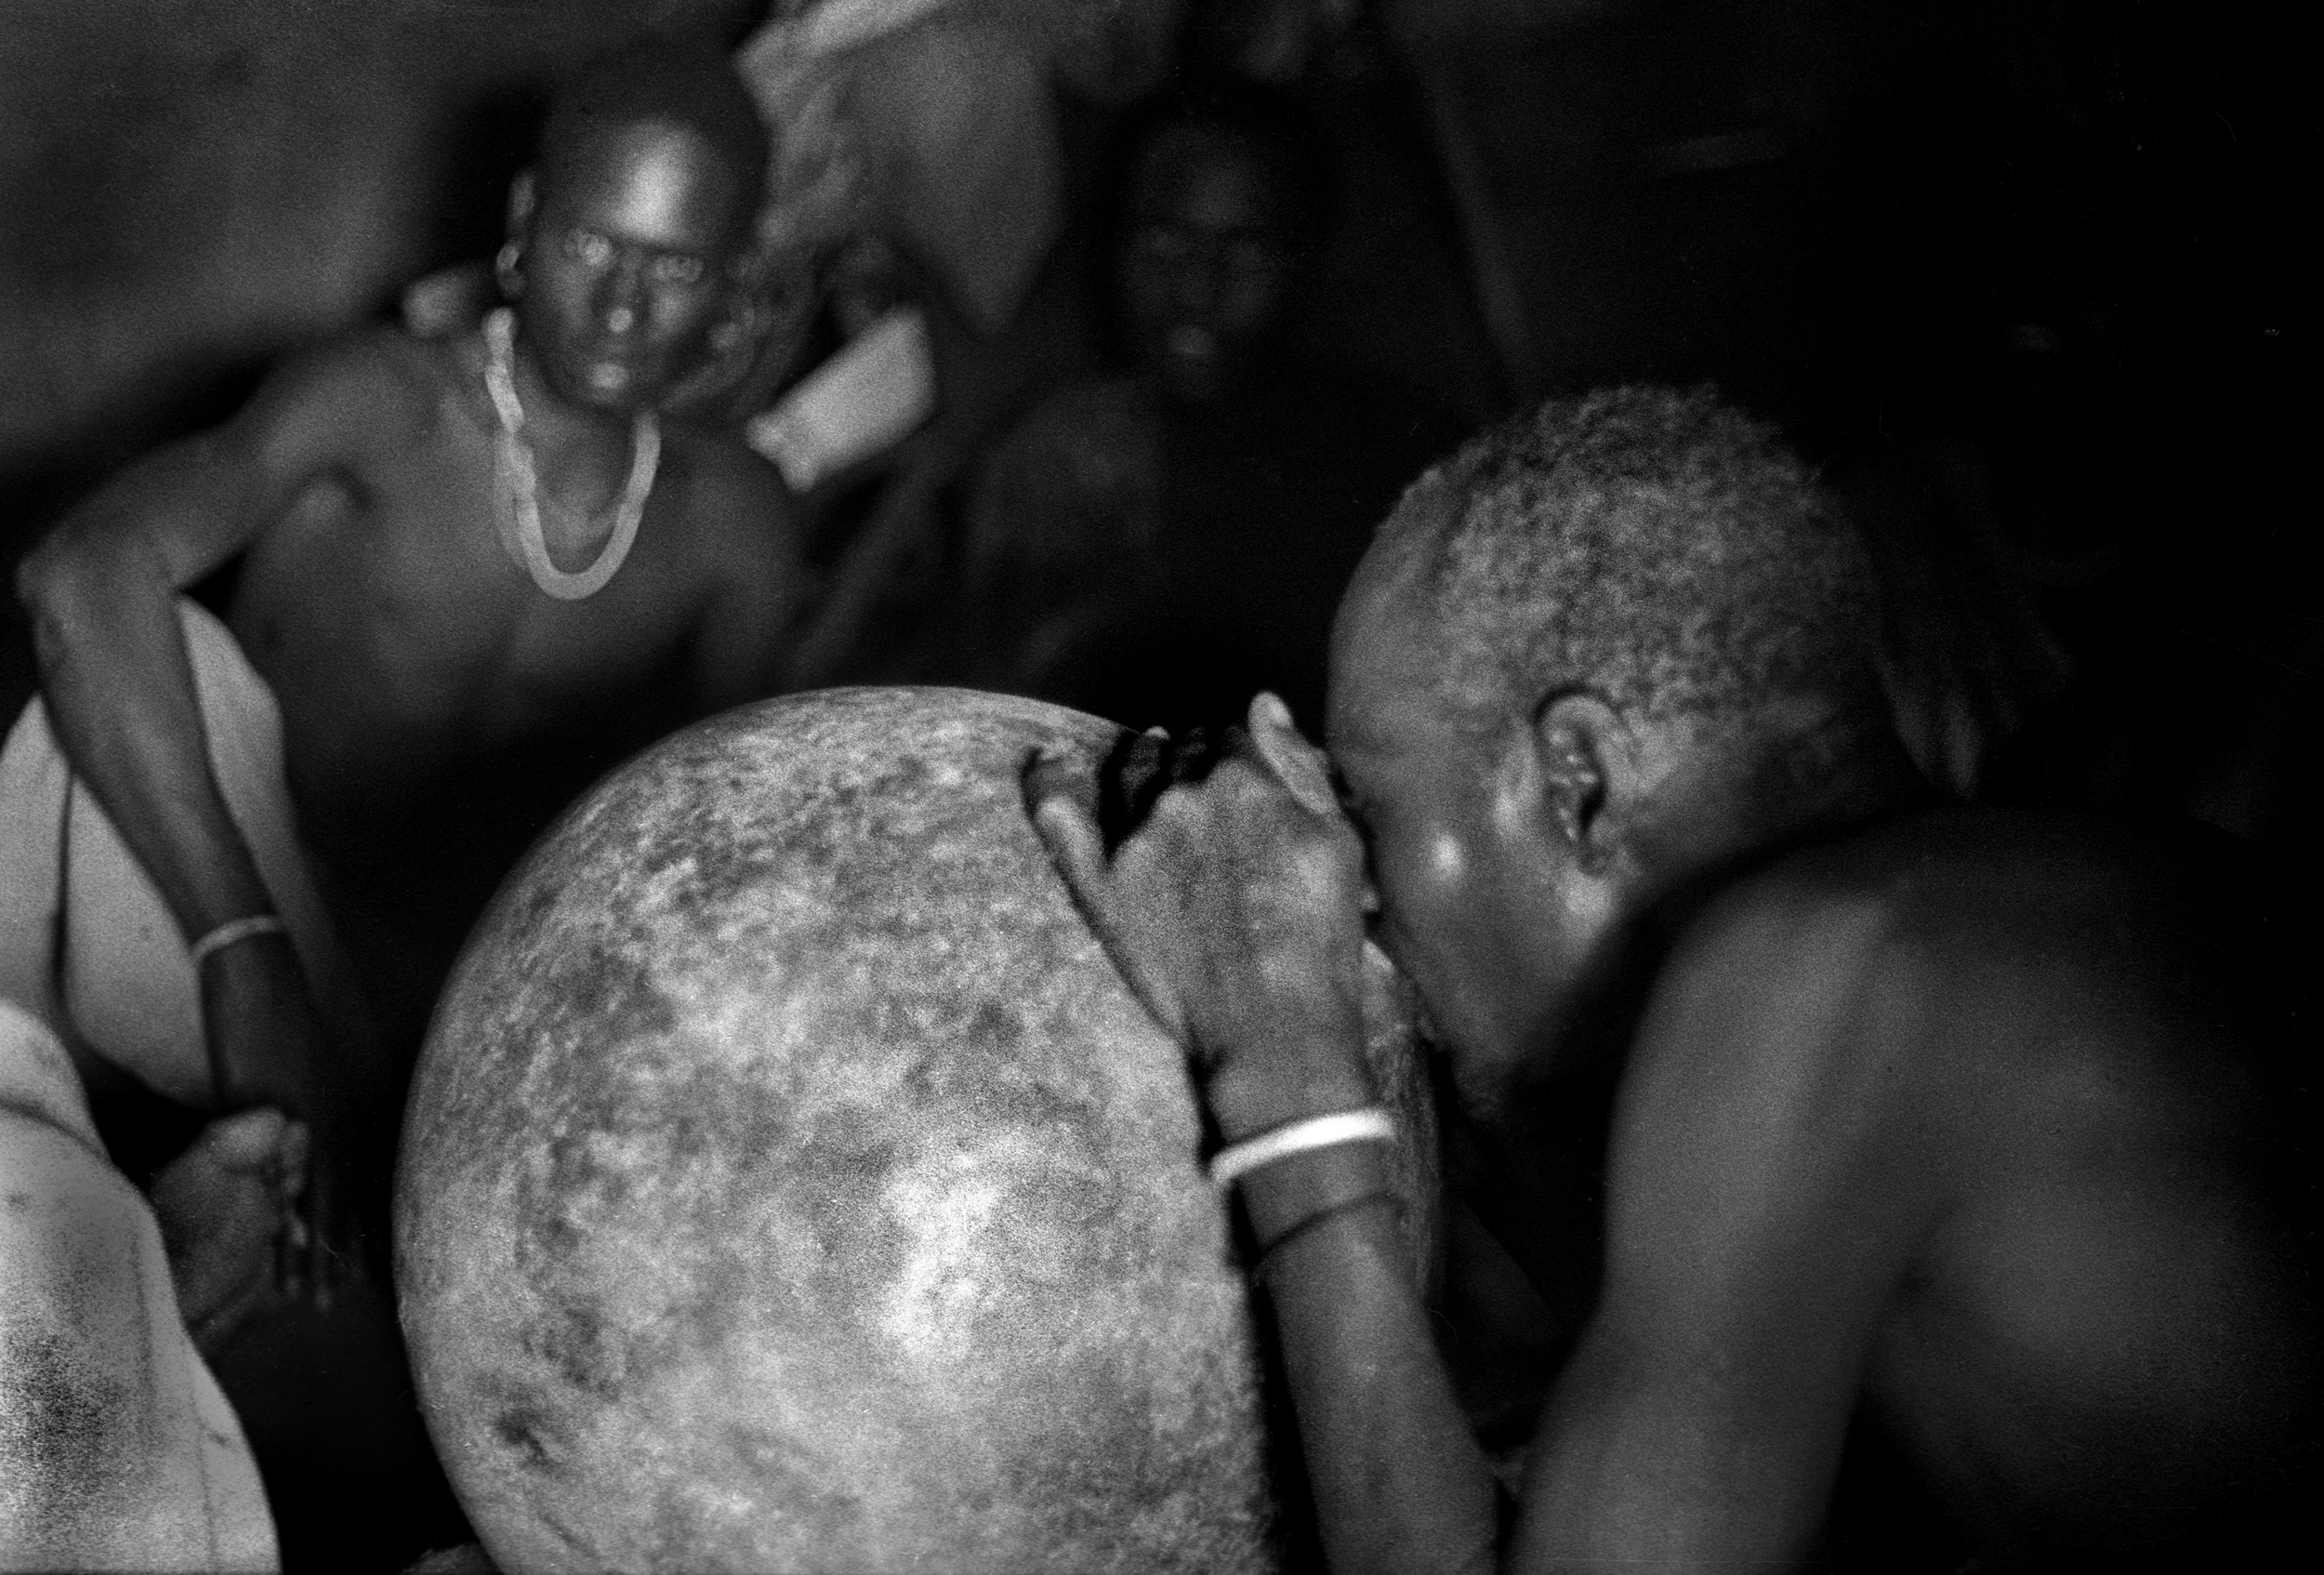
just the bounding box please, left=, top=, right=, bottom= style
left=489, top=324, right=659, bottom=556
left=1632, top=725, right=1933, bottom=951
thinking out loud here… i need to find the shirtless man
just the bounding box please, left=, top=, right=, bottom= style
left=1035, top=386, right=2315, bottom=1570
left=8, top=37, right=805, bottom=1304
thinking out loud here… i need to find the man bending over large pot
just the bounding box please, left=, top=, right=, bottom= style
left=1035, top=385, right=2315, bottom=1571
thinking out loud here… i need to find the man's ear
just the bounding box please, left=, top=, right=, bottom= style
left=505, top=170, right=537, bottom=241
left=1524, top=694, right=1635, bottom=866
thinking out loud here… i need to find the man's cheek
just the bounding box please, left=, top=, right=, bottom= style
left=654, top=288, right=719, bottom=338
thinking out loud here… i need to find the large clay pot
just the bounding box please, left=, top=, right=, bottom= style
left=396, top=688, right=1434, bottom=1574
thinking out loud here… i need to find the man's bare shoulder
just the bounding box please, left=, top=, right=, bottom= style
left=240, top=324, right=453, bottom=457
left=1740, top=809, right=2245, bottom=974
left=1649, top=808, right=2270, bottom=1128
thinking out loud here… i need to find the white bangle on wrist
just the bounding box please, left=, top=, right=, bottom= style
left=1207, top=1107, right=1396, bottom=1187
left=190, top=913, right=287, bottom=968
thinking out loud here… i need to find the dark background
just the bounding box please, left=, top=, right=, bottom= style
left=3, top=1, right=2306, bottom=867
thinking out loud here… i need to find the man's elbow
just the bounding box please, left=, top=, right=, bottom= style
left=16, top=533, right=87, bottom=665
left=15, top=527, right=157, bottom=681
left=15, top=527, right=68, bottom=616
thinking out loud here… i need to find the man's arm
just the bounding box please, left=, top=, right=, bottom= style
left=15, top=335, right=429, bottom=1283
left=1031, top=700, right=1502, bottom=1575
left=1245, top=1140, right=1505, bottom=1575
left=1182, top=888, right=1941, bottom=1574
left=1260, top=895, right=1943, bottom=1575
left=17, top=335, right=428, bottom=963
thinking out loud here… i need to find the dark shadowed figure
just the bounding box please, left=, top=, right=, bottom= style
left=959, top=85, right=1461, bottom=730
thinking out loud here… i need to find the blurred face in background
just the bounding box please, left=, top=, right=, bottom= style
left=1114, top=122, right=1303, bottom=406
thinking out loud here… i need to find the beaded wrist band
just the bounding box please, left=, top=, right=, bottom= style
left=1207, top=1107, right=1396, bottom=1188
left=190, top=914, right=287, bottom=969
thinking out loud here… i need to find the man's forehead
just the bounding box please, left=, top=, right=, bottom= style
left=548, top=120, right=743, bottom=246
left=1327, top=524, right=1446, bottom=760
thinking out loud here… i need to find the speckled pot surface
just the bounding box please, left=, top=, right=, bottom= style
left=395, top=687, right=1432, bottom=1575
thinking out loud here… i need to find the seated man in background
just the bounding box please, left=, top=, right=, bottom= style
left=3, top=31, right=803, bottom=1345
left=1037, top=386, right=2315, bottom=1570
left=1103, top=85, right=1461, bottom=732
left=955, top=82, right=1461, bottom=726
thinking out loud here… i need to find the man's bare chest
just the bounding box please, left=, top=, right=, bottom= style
left=229, top=424, right=703, bottom=751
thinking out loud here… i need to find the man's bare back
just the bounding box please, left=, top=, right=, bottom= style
left=1592, top=809, right=2314, bottom=1566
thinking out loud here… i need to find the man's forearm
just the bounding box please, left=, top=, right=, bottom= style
left=1245, top=1145, right=1503, bottom=1575
left=20, top=533, right=274, bottom=940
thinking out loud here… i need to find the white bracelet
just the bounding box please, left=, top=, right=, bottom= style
left=1208, top=1107, right=1396, bottom=1187
left=190, top=913, right=287, bottom=968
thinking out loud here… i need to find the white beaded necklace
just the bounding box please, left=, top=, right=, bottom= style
left=482, top=307, right=661, bottom=602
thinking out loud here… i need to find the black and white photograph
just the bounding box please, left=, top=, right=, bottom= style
left=1, top=2, right=2309, bottom=1570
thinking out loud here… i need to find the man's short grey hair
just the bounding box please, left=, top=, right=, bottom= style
left=1387, top=385, right=1883, bottom=737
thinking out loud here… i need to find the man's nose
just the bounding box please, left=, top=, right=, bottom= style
left=1172, top=255, right=1221, bottom=317
left=598, top=258, right=647, bottom=336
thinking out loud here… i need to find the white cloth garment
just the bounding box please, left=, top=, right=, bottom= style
left=0, top=999, right=278, bottom=1572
